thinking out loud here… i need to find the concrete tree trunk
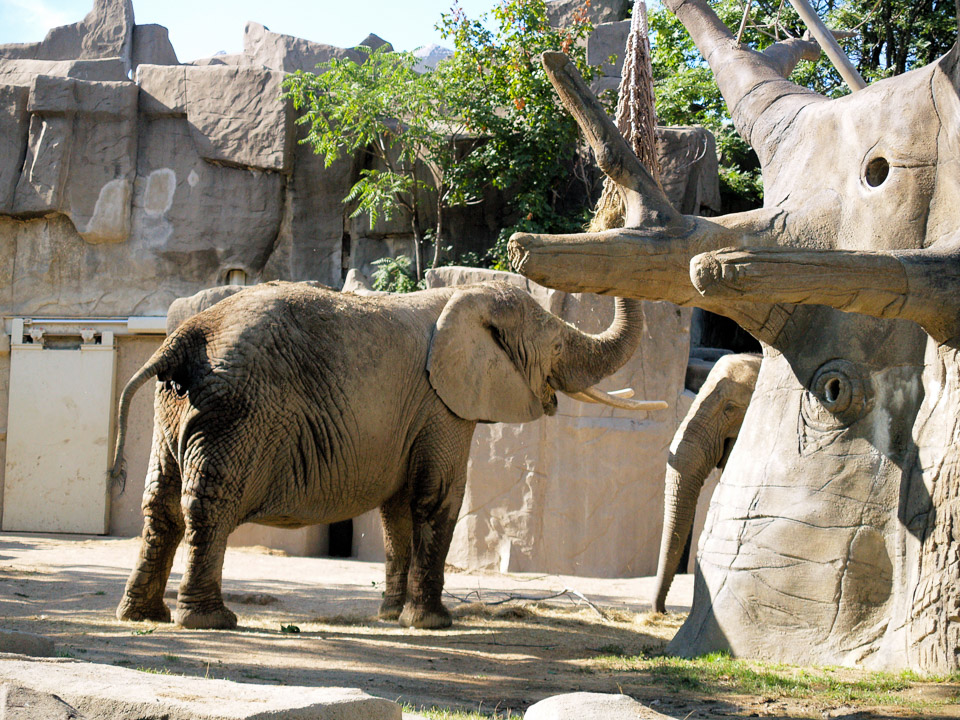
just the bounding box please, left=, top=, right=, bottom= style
left=508, top=1, right=960, bottom=671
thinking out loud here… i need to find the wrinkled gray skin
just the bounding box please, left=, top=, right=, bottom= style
left=112, top=280, right=643, bottom=630
left=653, top=353, right=760, bottom=614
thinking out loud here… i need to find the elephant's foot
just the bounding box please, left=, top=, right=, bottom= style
left=174, top=602, right=237, bottom=630
left=399, top=603, right=452, bottom=629
left=379, top=598, right=405, bottom=621
left=116, top=595, right=171, bottom=623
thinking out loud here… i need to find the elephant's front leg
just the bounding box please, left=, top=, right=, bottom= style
left=399, top=418, right=473, bottom=629
left=117, top=425, right=184, bottom=623
left=379, top=487, right=413, bottom=620
left=174, top=460, right=241, bottom=630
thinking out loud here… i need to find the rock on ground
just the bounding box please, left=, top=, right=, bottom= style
left=525, top=692, right=674, bottom=720
left=0, top=657, right=401, bottom=720
left=0, top=629, right=54, bottom=657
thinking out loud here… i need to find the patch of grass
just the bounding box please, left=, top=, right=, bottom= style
left=132, top=626, right=155, bottom=636
left=161, top=654, right=180, bottom=663
left=55, top=649, right=75, bottom=659
left=404, top=705, right=519, bottom=719
left=137, top=666, right=177, bottom=675
left=587, top=651, right=959, bottom=709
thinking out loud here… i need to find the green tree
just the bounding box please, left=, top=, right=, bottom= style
left=650, top=0, right=956, bottom=209
left=437, top=0, right=602, bottom=269
left=282, top=45, right=469, bottom=282
left=284, top=0, right=605, bottom=286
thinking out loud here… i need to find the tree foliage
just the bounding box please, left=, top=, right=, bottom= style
left=650, top=0, right=957, bottom=210
left=283, top=1, right=605, bottom=284
left=283, top=45, right=465, bottom=282
left=437, top=0, right=602, bottom=268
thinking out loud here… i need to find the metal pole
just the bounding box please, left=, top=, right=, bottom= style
left=786, top=0, right=867, bottom=91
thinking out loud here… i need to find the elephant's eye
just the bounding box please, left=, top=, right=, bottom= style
left=800, top=359, right=872, bottom=433
left=864, top=156, right=890, bottom=188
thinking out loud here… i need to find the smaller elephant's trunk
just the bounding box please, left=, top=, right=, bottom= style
left=653, top=451, right=711, bottom=613
left=653, top=436, right=719, bottom=612
left=551, top=297, right=645, bottom=393
left=652, top=353, right=761, bottom=613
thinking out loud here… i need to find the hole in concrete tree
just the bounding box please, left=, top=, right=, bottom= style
left=865, top=157, right=890, bottom=187
left=824, top=377, right=841, bottom=404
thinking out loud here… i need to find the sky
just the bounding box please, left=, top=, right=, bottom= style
left=0, top=0, right=506, bottom=61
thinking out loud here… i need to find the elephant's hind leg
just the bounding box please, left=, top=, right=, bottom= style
left=399, top=417, right=474, bottom=630
left=117, top=426, right=184, bottom=623
left=173, top=453, right=240, bottom=630
left=379, top=487, right=413, bottom=620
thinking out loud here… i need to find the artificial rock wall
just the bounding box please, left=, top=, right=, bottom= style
left=0, top=0, right=719, bottom=576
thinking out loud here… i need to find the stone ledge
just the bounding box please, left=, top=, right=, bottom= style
left=0, top=657, right=402, bottom=720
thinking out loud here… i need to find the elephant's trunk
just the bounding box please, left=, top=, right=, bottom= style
left=551, top=297, right=644, bottom=393
left=654, top=443, right=711, bottom=613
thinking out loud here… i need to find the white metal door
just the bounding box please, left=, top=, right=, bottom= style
left=2, top=321, right=116, bottom=534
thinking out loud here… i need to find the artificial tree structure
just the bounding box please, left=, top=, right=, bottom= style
left=509, top=0, right=960, bottom=671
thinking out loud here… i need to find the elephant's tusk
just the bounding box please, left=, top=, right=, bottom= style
left=563, top=387, right=668, bottom=411
left=569, top=387, right=635, bottom=401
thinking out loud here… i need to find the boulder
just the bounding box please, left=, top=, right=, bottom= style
left=242, top=22, right=365, bottom=73
left=137, top=63, right=292, bottom=172
left=132, top=24, right=179, bottom=68
left=10, top=75, right=139, bottom=244
left=0, top=0, right=135, bottom=75
left=0, top=657, right=401, bottom=720
left=546, top=0, right=629, bottom=28
left=0, top=58, right=128, bottom=85
left=657, top=126, right=721, bottom=215
left=525, top=693, right=672, bottom=720
left=0, top=628, right=55, bottom=657
left=587, top=21, right=630, bottom=78
left=0, top=86, right=29, bottom=213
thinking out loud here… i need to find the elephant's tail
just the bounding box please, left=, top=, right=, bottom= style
left=109, top=328, right=195, bottom=491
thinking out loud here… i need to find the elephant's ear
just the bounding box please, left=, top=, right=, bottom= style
left=428, top=286, right=545, bottom=424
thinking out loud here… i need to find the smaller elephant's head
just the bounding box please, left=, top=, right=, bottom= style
left=427, top=282, right=651, bottom=423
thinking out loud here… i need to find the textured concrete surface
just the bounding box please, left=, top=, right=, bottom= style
left=0, top=658, right=402, bottom=720
left=1, top=683, right=87, bottom=720
left=507, top=0, right=960, bottom=673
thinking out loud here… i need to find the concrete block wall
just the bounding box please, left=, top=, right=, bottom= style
left=0, top=0, right=722, bottom=576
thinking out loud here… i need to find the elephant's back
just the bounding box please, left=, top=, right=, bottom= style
left=174, top=281, right=446, bottom=518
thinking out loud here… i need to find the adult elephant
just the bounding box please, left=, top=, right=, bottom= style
left=112, top=280, right=660, bottom=630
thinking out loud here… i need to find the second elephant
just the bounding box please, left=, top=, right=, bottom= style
left=112, top=280, right=659, bottom=630
left=653, top=353, right=760, bottom=613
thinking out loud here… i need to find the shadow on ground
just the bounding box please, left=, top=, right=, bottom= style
left=0, top=533, right=955, bottom=719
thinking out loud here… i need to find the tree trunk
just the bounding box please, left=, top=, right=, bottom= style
left=411, top=214, right=424, bottom=282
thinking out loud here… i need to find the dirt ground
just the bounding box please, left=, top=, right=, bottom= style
left=0, top=532, right=957, bottom=719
